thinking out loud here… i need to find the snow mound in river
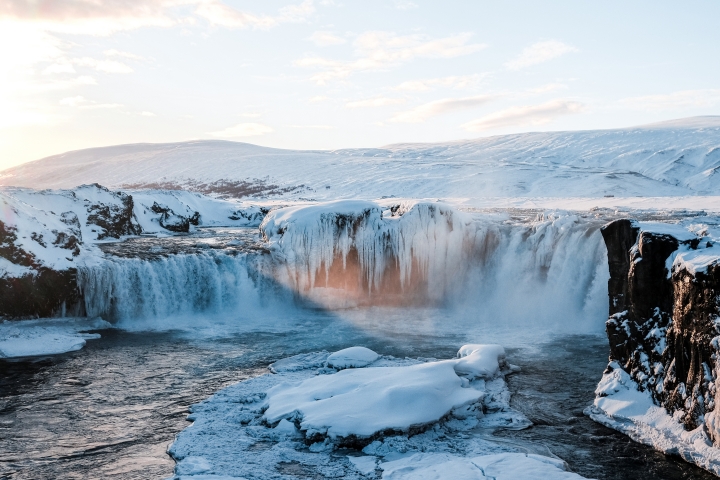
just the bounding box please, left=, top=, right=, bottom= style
left=167, top=346, right=543, bottom=479
left=326, top=346, right=379, bottom=369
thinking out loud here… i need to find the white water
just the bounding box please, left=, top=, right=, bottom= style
left=77, top=208, right=610, bottom=335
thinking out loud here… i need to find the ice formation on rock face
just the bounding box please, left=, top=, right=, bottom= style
left=260, top=200, right=472, bottom=303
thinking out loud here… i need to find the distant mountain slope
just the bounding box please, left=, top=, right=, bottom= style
left=1, top=116, right=719, bottom=200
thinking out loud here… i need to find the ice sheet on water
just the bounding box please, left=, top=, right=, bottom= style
left=0, top=317, right=110, bottom=358
left=166, top=345, right=575, bottom=480
left=380, top=452, right=588, bottom=480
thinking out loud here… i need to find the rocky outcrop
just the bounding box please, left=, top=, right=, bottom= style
left=150, top=202, right=200, bottom=233
left=83, top=184, right=141, bottom=239
left=601, top=219, right=720, bottom=438
left=0, top=220, right=82, bottom=318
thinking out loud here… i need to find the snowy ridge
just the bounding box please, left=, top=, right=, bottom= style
left=1, top=117, right=720, bottom=200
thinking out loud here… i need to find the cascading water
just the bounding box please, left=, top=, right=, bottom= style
left=76, top=202, right=610, bottom=334
left=79, top=252, right=271, bottom=322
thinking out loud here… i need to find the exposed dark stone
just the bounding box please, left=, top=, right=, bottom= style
left=0, top=268, right=82, bottom=319
left=151, top=201, right=199, bottom=233
left=84, top=184, right=141, bottom=239
left=601, top=219, right=720, bottom=439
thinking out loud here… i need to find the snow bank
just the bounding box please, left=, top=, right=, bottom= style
left=167, top=346, right=549, bottom=480
left=587, top=362, right=720, bottom=475
left=0, top=317, right=110, bottom=358
left=380, top=452, right=586, bottom=480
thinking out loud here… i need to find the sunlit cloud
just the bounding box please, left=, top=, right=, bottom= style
left=104, top=49, right=146, bottom=61
left=73, top=57, right=134, bottom=74
left=505, top=40, right=578, bottom=70
left=390, top=95, right=495, bottom=123
left=462, top=99, right=584, bottom=131
left=287, top=124, right=335, bottom=129
left=0, top=0, right=317, bottom=34
left=309, top=30, right=346, bottom=46
left=617, top=89, right=720, bottom=110
left=296, top=31, right=486, bottom=85
left=209, top=122, right=274, bottom=137
left=59, top=96, right=123, bottom=109
left=140, top=111, right=157, bottom=116
left=346, top=97, right=405, bottom=108
left=394, top=74, right=487, bottom=92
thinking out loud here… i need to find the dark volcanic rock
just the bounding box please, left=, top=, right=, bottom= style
left=0, top=268, right=82, bottom=318
left=83, top=184, right=141, bottom=239
left=601, top=219, right=720, bottom=440
left=0, top=220, right=83, bottom=318
left=151, top=202, right=200, bottom=233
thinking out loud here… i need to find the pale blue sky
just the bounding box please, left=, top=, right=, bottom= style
left=1, top=0, right=719, bottom=168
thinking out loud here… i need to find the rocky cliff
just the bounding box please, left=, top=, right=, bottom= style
left=597, top=218, right=720, bottom=470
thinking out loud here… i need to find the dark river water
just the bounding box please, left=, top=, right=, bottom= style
left=0, top=322, right=716, bottom=480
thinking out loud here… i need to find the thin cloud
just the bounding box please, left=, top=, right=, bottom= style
left=394, top=74, right=487, bottom=92
left=73, top=57, right=134, bottom=73
left=59, top=95, right=123, bottom=109
left=346, top=97, right=405, bottom=108
left=618, top=89, right=720, bottom=111
left=209, top=122, right=274, bottom=137
left=287, top=124, right=335, bottom=129
left=505, top=40, right=578, bottom=70
left=462, top=99, right=584, bottom=131
left=140, top=111, right=156, bottom=116
left=395, top=1, right=418, bottom=10
left=104, top=49, right=145, bottom=61
left=309, top=31, right=346, bottom=46
left=0, top=0, right=317, bottom=35
left=390, top=95, right=495, bottom=123
left=296, top=31, right=486, bottom=85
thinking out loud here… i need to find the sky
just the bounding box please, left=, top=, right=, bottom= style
left=1, top=0, right=719, bottom=169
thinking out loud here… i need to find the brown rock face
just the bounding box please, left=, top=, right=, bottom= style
left=601, top=219, right=720, bottom=438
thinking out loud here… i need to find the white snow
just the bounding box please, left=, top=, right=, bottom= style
left=0, top=317, right=110, bottom=358
left=262, top=344, right=515, bottom=441
left=587, top=362, right=720, bottom=475
left=380, top=452, right=587, bottom=480
left=167, top=346, right=551, bottom=480
left=326, top=346, right=379, bottom=369
left=3, top=117, right=720, bottom=201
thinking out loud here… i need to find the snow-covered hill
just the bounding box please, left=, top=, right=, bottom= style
left=1, top=117, right=719, bottom=201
